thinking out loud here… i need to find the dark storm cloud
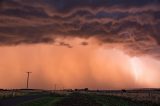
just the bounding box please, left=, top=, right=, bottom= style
left=45, top=0, right=159, bottom=11
left=0, top=0, right=160, bottom=57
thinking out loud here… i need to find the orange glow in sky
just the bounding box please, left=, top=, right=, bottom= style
left=0, top=38, right=159, bottom=90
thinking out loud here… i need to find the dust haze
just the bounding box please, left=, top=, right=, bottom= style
left=0, top=38, right=159, bottom=90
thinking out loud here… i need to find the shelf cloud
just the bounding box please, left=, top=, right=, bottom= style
left=0, top=0, right=160, bottom=58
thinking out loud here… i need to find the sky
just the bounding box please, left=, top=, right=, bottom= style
left=0, top=0, right=160, bottom=90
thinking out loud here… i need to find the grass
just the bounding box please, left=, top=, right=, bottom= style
left=93, top=94, right=160, bottom=106
left=0, top=93, right=26, bottom=100
left=53, top=93, right=101, bottom=106
left=16, top=93, right=160, bottom=106
left=0, top=91, right=32, bottom=100
left=17, top=94, right=64, bottom=106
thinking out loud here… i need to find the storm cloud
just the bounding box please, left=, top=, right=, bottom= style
left=0, top=0, right=160, bottom=57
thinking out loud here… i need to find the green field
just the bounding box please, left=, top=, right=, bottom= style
left=0, top=91, right=27, bottom=99
left=93, top=94, right=159, bottom=106
left=18, top=96, right=63, bottom=106
left=17, top=93, right=160, bottom=106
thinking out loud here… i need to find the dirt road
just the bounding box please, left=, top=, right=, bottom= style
left=0, top=94, right=47, bottom=106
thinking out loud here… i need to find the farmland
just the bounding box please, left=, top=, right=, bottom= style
left=0, top=89, right=27, bottom=99
left=96, top=88, right=160, bottom=104
left=0, top=89, right=160, bottom=106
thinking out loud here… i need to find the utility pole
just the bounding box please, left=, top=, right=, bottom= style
left=26, top=72, right=32, bottom=89
left=54, top=84, right=57, bottom=91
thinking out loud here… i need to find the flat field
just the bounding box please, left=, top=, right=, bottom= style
left=0, top=89, right=160, bottom=106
